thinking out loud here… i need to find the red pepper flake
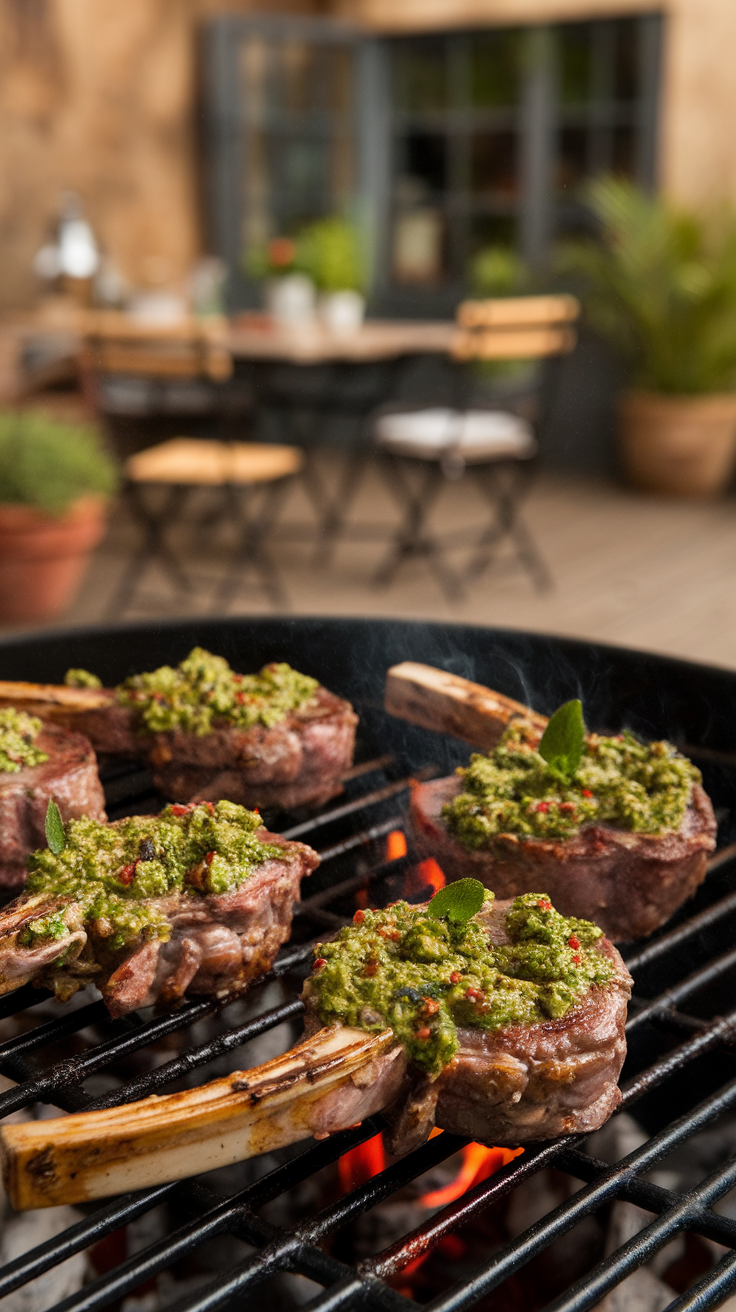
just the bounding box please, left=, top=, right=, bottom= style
left=572, top=954, right=582, bottom=965
left=204, top=801, right=216, bottom=816
left=423, top=998, right=439, bottom=1015
left=568, top=936, right=580, bottom=949
left=534, top=801, right=550, bottom=813
left=365, top=960, right=378, bottom=977
left=449, top=971, right=462, bottom=984
left=353, top=909, right=365, bottom=924
left=235, top=692, right=245, bottom=705
left=581, top=789, right=593, bottom=798
left=252, top=807, right=260, bottom=815
left=119, top=861, right=138, bottom=885
left=205, top=850, right=216, bottom=865
left=559, top=801, right=576, bottom=813
left=416, top=1027, right=431, bottom=1040
left=313, top=957, right=327, bottom=971
left=170, top=804, right=190, bottom=817
left=465, top=987, right=483, bottom=1001
left=537, top=899, right=552, bottom=911
left=379, top=926, right=401, bottom=941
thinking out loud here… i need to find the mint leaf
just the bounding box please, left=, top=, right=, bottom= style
left=45, top=799, right=66, bottom=857
left=538, top=699, right=586, bottom=778
left=428, top=878, right=486, bottom=924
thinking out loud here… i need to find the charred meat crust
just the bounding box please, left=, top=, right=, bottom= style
left=410, top=774, right=717, bottom=942
left=0, top=723, right=106, bottom=890
left=303, top=899, right=631, bottom=1152
left=62, top=686, right=358, bottom=811
left=0, top=829, right=319, bottom=1017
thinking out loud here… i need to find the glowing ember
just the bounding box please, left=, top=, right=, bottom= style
left=338, top=1132, right=386, bottom=1193
left=416, top=858, right=446, bottom=893
left=419, top=1142, right=523, bottom=1208
left=386, top=830, right=408, bottom=861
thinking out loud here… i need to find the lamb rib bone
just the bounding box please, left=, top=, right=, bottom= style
left=0, top=1024, right=395, bottom=1211
left=0, top=681, right=112, bottom=728
left=384, top=661, right=547, bottom=750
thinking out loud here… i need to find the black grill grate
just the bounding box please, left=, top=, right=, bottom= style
left=0, top=617, right=735, bottom=1312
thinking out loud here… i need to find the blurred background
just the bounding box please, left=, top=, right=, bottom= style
left=1, top=0, right=736, bottom=666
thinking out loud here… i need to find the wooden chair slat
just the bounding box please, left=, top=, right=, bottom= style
left=456, top=294, right=579, bottom=329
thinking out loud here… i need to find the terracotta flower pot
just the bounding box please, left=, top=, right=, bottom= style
left=0, top=496, right=107, bottom=622
left=619, top=391, right=736, bottom=497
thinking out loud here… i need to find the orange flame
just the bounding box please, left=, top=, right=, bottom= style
left=338, top=1132, right=386, bottom=1193
left=420, top=1142, right=523, bottom=1208
left=416, top=858, right=446, bottom=893
left=386, top=830, right=408, bottom=861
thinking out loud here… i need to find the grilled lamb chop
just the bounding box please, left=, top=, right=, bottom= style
left=0, top=717, right=106, bottom=890
left=410, top=774, right=716, bottom=943
left=0, top=800, right=318, bottom=1018
left=0, top=887, right=630, bottom=1210
left=0, top=650, right=358, bottom=812
left=386, top=662, right=717, bottom=942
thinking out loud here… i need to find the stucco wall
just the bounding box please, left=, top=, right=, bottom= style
left=0, top=0, right=734, bottom=311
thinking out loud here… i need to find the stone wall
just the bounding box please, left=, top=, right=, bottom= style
left=0, top=0, right=321, bottom=311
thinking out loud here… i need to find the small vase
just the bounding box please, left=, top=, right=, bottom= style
left=0, top=496, right=108, bottom=622
left=264, top=275, right=316, bottom=326
left=618, top=391, right=736, bottom=496
left=319, top=290, right=365, bottom=334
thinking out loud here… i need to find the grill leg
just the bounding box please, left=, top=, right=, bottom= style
left=105, top=483, right=192, bottom=619
left=313, top=444, right=369, bottom=568
left=215, top=479, right=290, bottom=613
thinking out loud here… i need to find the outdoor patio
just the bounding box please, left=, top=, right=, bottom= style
left=48, top=456, right=736, bottom=672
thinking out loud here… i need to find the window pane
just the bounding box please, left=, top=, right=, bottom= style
left=559, top=24, right=592, bottom=105
left=276, top=42, right=353, bottom=115
left=558, top=127, right=588, bottom=193
left=470, top=30, right=522, bottom=107
left=397, top=131, right=447, bottom=196
left=392, top=207, right=447, bottom=282
left=612, top=125, right=635, bottom=176
left=393, top=39, right=447, bottom=112
left=614, top=19, right=639, bottom=101
left=471, top=132, right=518, bottom=198
left=470, top=214, right=518, bottom=254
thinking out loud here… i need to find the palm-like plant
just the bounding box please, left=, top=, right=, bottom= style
left=558, top=178, right=736, bottom=394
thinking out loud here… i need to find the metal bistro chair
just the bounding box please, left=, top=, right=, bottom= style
left=80, top=314, right=302, bottom=614
left=372, top=294, right=580, bottom=600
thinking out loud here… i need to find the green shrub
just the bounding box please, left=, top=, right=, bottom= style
left=0, top=411, right=119, bottom=516
left=557, top=177, right=736, bottom=394
left=468, top=244, right=530, bottom=298
left=296, top=218, right=365, bottom=293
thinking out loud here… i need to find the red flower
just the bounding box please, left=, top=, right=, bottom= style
left=268, top=236, right=297, bottom=269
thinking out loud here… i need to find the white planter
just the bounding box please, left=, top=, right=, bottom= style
left=319, top=290, right=365, bottom=334
left=265, top=274, right=316, bottom=326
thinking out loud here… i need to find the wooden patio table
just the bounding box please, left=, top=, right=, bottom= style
left=226, top=313, right=456, bottom=363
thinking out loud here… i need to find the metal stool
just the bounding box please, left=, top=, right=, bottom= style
left=108, top=438, right=303, bottom=616
left=372, top=294, right=579, bottom=601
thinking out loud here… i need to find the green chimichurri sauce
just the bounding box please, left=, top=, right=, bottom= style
left=305, top=892, right=614, bottom=1077
left=64, top=669, right=103, bottom=689
left=114, top=647, right=319, bottom=736
left=0, top=708, right=48, bottom=774
left=442, top=723, right=700, bottom=848
left=23, top=800, right=282, bottom=952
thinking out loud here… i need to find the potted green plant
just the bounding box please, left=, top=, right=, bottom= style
left=297, top=218, right=366, bottom=332
left=245, top=236, right=316, bottom=326
left=558, top=178, right=736, bottom=496
left=0, top=410, right=118, bottom=622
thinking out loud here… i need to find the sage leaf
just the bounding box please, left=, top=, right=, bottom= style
left=428, top=878, right=486, bottom=925
left=538, top=699, right=586, bottom=778
left=45, top=799, right=66, bottom=857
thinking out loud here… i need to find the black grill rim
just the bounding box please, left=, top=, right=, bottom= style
left=0, top=617, right=734, bottom=1312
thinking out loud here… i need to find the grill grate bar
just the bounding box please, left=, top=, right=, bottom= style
left=317, top=815, right=404, bottom=863
left=542, top=1154, right=736, bottom=1312
left=625, top=887, right=736, bottom=972
left=281, top=775, right=421, bottom=840
left=0, top=999, right=109, bottom=1063
left=664, top=1248, right=736, bottom=1312
left=626, top=943, right=736, bottom=1032
left=421, top=1075, right=736, bottom=1312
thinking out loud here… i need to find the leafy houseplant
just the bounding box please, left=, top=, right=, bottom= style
left=558, top=178, right=736, bottom=495
left=296, top=218, right=366, bottom=332
left=0, top=411, right=118, bottom=621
